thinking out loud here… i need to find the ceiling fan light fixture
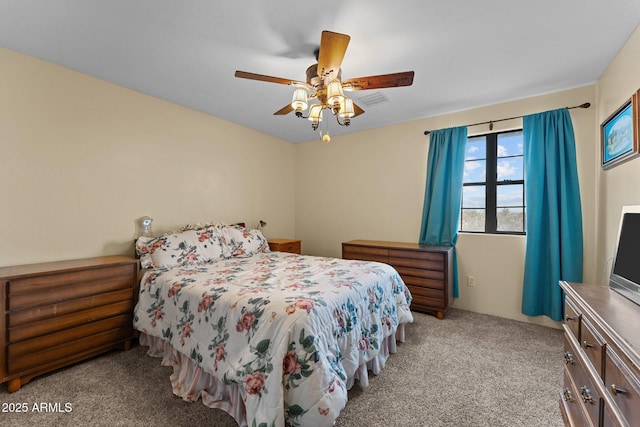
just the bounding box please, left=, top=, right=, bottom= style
left=234, top=31, right=415, bottom=143
left=291, top=88, right=308, bottom=115
left=339, top=98, right=355, bottom=119
left=326, top=80, right=344, bottom=113
left=308, top=104, right=323, bottom=130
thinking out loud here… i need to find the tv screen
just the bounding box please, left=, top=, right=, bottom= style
left=613, top=213, right=640, bottom=282
left=610, top=208, right=640, bottom=306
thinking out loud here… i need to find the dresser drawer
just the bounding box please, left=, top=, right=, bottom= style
left=580, top=318, right=605, bottom=379
left=564, top=335, right=601, bottom=427
left=8, top=327, right=133, bottom=375
left=393, top=266, right=445, bottom=282
left=8, top=314, right=133, bottom=360
left=388, top=248, right=444, bottom=263
left=401, top=275, right=445, bottom=290
left=564, top=298, right=581, bottom=342
left=561, top=366, right=592, bottom=427
left=604, top=347, right=640, bottom=425
left=8, top=264, right=135, bottom=310
left=8, top=288, right=134, bottom=327
left=342, top=245, right=388, bottom=262
left=411, top=295, right=445, bottom=311
left=388, top=256, right=444, bottom=271
left=406, top=285, right=444, bottom=300
left=8, top=300, right=134, bottom=343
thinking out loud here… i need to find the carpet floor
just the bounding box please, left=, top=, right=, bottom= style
left=0, top=309, right=564, bottom=427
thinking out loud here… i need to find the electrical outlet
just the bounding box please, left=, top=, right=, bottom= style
left=467, top=276, right=476, bottom=287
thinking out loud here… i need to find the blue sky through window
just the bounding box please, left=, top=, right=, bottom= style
left=463, top=131, right=524, bottom=209
left=497, top=131, right=524, bottom=181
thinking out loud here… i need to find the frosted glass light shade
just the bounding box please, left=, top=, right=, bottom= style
left=339, top=98, right=355, bottom=118
left=291, top=88, right=308, bottom=112
left=308, top=104, right=324, bottom=122
left=326, top=80, right=344, bottom=108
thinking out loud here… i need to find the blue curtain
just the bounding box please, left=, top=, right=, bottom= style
left=419, top=126, right=467, bottom=297
left=522, top=108, right=583, bottom=321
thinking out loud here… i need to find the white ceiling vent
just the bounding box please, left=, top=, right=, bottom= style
left=355, top=91, right=389, bottom=107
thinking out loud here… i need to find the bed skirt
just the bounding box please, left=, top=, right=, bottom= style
left=139, top=323, right=407, bottom=427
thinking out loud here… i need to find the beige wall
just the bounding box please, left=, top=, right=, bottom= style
left=294, top=120, right=429, bottom=255
left=3, top=23, right=638, bottom=326
left=295, top=85, right=596, bottom=328
left=595, top=25, right=640, bottom=283
left=0, top=46, right=296, bottom=267
left=456, top=87, right=597, bottom=328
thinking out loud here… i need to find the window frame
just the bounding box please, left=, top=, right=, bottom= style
left=460, top=129, right=526, bottom=235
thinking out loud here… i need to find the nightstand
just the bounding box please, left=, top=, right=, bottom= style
left=268, top=239, right=301, bottom=254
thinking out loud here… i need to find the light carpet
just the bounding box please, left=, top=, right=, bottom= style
left=0, top=309, right=563, bottom=427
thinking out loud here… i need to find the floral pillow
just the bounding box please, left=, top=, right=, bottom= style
left=136, top=228, right=224, bottom=269
left=193, top=227, right=226, bottom=260
left=216, top=225, right=270, bottom=258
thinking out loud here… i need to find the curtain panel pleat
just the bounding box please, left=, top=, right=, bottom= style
left=419, top=126, right=467, bottom=297
left=522, top=108, right=583, bottom=321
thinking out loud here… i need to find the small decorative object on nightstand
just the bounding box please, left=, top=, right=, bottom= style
left=141, top=216, right=153, bottom=237
left=268, top=239, right=301, bottom=254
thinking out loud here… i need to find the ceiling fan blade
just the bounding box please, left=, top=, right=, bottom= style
left=235, top=70, right=299, bottom=86
left=343, top=71, right=415, bottom=91
left=274, top=104, right=294, bottom=115
left=353, top=102, right=365, bottom=117
left=316, top=31, right=350, bottom=80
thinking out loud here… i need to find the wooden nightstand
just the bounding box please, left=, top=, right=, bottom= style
left=0, top=255, right=138, bottom=392
left=268, top=239, right=301, bottom=254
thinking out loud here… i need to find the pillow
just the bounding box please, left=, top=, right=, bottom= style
left=216, top=225, right=270, bottom=258
left=177, top=221, right=224, bottom=232
left=193, top=227, right=225, bottom=260
left=136, top=228, right=224, bottom=269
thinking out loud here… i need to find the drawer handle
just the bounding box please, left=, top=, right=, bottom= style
left=580, top=386, right=594, bottom=404
left=565, top=315, right=576, bottom=322
left=562, top=388, right=575, bottom=402
left=610, top=384, right=628, bottom=396
left=582, top=340, right=594, bottom=349
left=563, top=351, right=574, bottom=365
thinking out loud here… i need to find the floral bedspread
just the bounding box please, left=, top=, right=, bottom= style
left=134, top=251, right=412, bottom=427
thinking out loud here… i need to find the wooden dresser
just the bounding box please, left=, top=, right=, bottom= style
left=342, top=240, right=453, bottom=319
left=559, top=281, right=640, bottom=427
left=0, top=256, right=139, bottom=392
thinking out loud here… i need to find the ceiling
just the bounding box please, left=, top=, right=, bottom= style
left=1, top=1, right=639, bottom=143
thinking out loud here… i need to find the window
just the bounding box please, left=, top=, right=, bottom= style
left=460, top=129, right=525, bottom=234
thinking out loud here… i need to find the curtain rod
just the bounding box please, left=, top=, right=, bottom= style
left=422, top=102, right=591, bottom=135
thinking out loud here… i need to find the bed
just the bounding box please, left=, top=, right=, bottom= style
left=133, top=223, right=413, bottom=427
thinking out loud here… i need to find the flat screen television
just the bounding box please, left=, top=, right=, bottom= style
left=609, top=205, right=640, bottom=306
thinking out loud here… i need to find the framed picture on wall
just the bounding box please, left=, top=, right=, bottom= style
left=601, top=89, right=640, bottom=169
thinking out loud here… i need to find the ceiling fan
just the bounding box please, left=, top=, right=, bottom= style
left=235, top=30, right=414, bottom=142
